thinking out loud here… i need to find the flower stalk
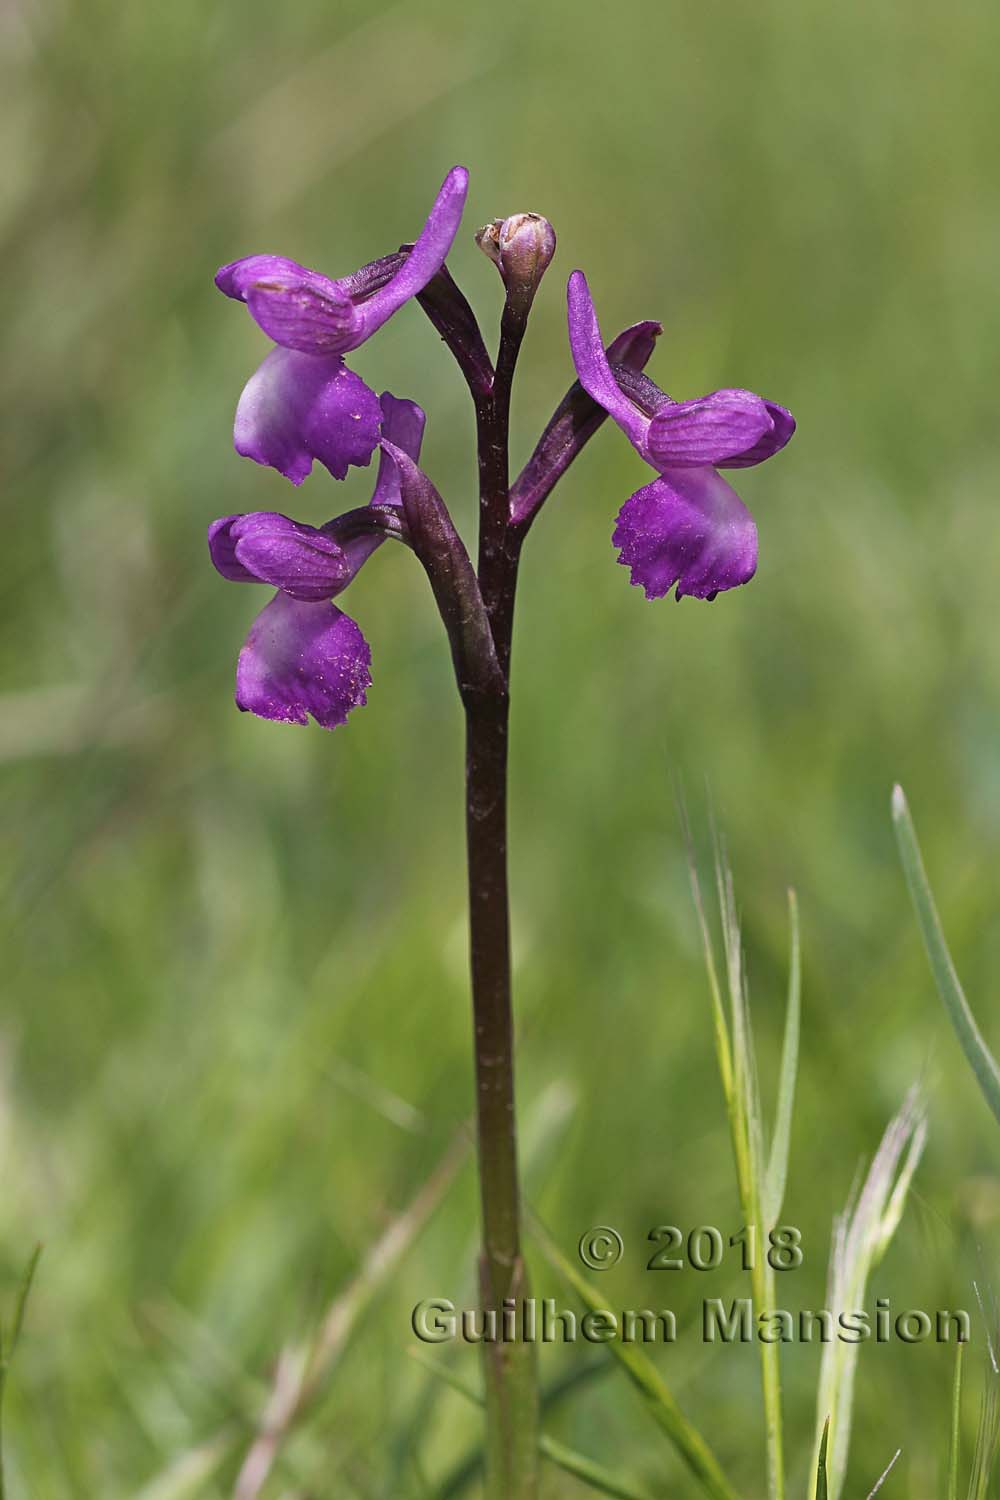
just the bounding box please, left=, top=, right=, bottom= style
left=467, top=686, right=538, bottom=1496
left=461, top=252, right=541, bottom=1498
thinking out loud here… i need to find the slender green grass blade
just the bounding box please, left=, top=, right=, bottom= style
left=812, top=1089, right=925, bottom=1500
left=6, top=1248, right=41, bottom=1363
left=815, top=1418, right=830, bottom=1500
left=410, top=1351, right=658, bottom=1500
left=409, top=1347, right=487, bottom=1405
left=763, top=890, right=801, bottom=1225
left=229, top=1129, right=469, bottom=1499
left=892, top=785, right=1000, bottom=1125
left=529, top=1216, right=739, bottom=1500
left=875, top=1112, right=928, bottom=1263
left=681, top=803, right=734, bottom=1106
left=969, top=1370, right=1000, bottom=1500
left=133, top=1434, right=233, bottom=1500
left=708, top=837, right=785, bottom=1500
left=536, top=1435, right=657, bottom=1500
left=949, top=1342, right=964, bottom=1500
left=433, top=1360, right=609, bottom=1499
left=866, top=1447, right=900, bottom=1497
left=0, top=1245, right=43, bottom=1500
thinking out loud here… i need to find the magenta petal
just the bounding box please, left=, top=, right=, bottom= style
left=720, top=401, right=796, bottom=468
left=233, top=349, right=381, bottom=484
left=566, top=271, right=651, bottom=454
left=208, top=515, right=257, bottom=582
left=216, top=255, right=310, bottom=301
left=244, top=276, right=360, bottom=355
left=217, top=255, right=361, bottom=353
left=605, top=319, right=662, bottom=370
left=353, top=167, right=469, bottom=344
left=229, top=513, right=350, bottom=600
left=335, top=530, right=385, bottom=579
left=236, top=593, right=371, bottom=729
left=613, top=469, right=758, bottom=601
left=318, top=391, right=428, bottom=581
left=369, top=392, right=426, bottom=507
left=379, top=392, right=426, bottom=462
left=645, top=389, right=774, bottom=469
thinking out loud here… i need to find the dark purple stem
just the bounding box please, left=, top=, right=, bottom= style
left=475, top=303, right=528, bottom=667
left=466, top=296, right=539, bottom=1497
left=464, top=689, right=518, bottom=1277
left=412, top=264, right=549, bottom=1495
left=467, top=296, right=530, bottom=1284
left=415, top=264, right=494, bottom=399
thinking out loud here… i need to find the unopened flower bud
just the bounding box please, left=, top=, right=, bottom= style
left=476, top=213, right=556, bottom=307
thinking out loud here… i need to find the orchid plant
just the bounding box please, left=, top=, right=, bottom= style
left=209, top=165, right=795, bottom=1498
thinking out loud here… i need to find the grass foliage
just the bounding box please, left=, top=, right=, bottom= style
left=4, top=0, right=1000, bottom=1494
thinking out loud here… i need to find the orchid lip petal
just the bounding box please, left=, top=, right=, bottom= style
left=613, top=468, right=758, bottom=601
left=566, top=270, right=651, bottom=454
left=233, top=349, right=381, bottom=484
left=351, top=166, right=469, bottom=345
left=235, top=592, right=371, bottom=730
left=645, top=388, right=774, bottom=469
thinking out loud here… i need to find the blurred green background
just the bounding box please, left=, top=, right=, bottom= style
left=3, top=0, right=1000, bottom=1494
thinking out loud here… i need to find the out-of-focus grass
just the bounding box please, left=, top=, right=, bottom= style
left=3, top=0, right=1000, bottom=1494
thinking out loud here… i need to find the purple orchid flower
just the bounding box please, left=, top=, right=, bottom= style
left=566, top=270, right=794, bottom=600
left=208, top=393, right=425, bottom=729
left=215, top=166, right=467, bottom=486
